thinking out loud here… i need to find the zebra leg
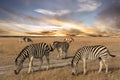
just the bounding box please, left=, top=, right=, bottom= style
left=28, top=56, right=34, bottom=73
left=103, top=60, right=108, bottom=73
left=83, top=59, right=87, bottom=75
left=45, top=54, right=50, bottom=70
left=64, top=50, right=68, bottom=59
left=98, top=59, right=103, bottom=73
left=39, top=58, right=43, bottom=70
left=57, top=49, right=61, bottom=59
left=59, top=48, right=63, bottom=57
left=62, top=51, right=67, bottom=59
left=57, top=48, right=62, bottom=59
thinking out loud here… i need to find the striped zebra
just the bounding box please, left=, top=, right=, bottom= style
left=19, top=37, right=33, bottom=43
left=71, top=45, right=116, bottom=75
left=14, top=42, right=54, bottom=75
left=64, top=37, right=74, bottom=43
left=53, top=41, right=69, bottom=59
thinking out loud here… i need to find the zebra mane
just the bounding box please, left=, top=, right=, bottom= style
left=71, top=55, right=75, bottom=67
left=15, top=45, right=30, bottom=65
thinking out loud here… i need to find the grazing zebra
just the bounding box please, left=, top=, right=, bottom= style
left=14, top=42, right=54, bottom=75
left=19, top=37, right=33, bottom=43
left=53, top=41, right=69, bottom=59
left=71, top=45, right=116, bottom=75
left=64, top=37, right=74, bottom=43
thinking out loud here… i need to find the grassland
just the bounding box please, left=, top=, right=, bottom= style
left=0, top=37, right=120, bottom=80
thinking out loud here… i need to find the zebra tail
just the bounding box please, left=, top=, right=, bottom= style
left=108, top=50, right=116, bottom=57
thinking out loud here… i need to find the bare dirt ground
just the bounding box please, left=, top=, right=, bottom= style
left=0, top=37, right=120, bottom=80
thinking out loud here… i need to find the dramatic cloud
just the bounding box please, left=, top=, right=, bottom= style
left=41, top=18, right=100, bottom=35
left=95, top=5, right=120, bottom=32
left=0, top=17, right=101, bottom=36
left=0, top=0, right=119, bottom=36
left=34, top=0, right=101, bottom=17
left=0, top=21, right=62, bottom=33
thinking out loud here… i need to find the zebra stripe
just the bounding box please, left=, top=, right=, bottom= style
left=53, top=41, right=69, bottom=59
left=14, top=42, right=54, bottom=75
left=71, top=45, right=116, bottom=75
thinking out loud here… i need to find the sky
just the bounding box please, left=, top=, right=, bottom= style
left=0, top=0, right=120, bottom=36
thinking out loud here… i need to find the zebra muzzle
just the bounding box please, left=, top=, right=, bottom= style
left=14, top=70, right=19, bottom=75
left=72, top=72, right=75, bottom=75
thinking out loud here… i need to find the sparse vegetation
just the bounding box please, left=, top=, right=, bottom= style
left=0, top=37, right=120, bottom=80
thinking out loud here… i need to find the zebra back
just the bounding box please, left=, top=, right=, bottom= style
left=53, top=41, right=69, bottom=51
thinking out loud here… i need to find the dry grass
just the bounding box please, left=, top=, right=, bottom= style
left=0, top=37, right=120, bottom=80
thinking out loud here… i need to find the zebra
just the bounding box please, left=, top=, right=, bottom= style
left=14, top=42, right=54, bottom=75
left=71, top=45, right=116, bottom=75
left=64, top=37, right=74, bottom=43
left=53, top=41, right=69, bottom=59
left=19, top=37, right=33, bottom=43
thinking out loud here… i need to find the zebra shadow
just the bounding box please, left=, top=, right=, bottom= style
left=77, top=67, right=120, bottom=75
left=33, top=63, right=71, bottom=73
left=32, top=57, right=73, bottom=73
left=22, top=56, right=74, bottom=74
left=62, top=56, right=74, bottom=59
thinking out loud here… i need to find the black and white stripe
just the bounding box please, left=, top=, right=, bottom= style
left=71, top=45, right=116, bottom=75
left=53, top=41, right=70, bottom=59
left=14, top=42, right=54, bottom=75
left=19, top=37, right=33, bottom=43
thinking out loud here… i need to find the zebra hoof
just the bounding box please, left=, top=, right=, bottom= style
left=72, top=73, right=78, bottom=76
left=72, top=73, right=75, bottom=75
left=14, top=70, right=19, bottom=75
left=27, top=71, right=31, bottom=74
left=46, top=67, right=49, bottom=70
left=83, top=72, right=87, bottom=75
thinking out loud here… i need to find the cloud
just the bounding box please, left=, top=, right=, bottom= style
left=34, top=0, right=101, bottom=17
left=0, top=29, right=9, bottom=34
left=77, top=0, right=102, bottom=12
left=0, top=20, right=63, bottom=33
left=0, top=8, right=42, bottom=23
left=0, top=17, right=102, bottom=36
left=111, top=0, right=120, bottom=4
left=0, top=5, right=110, bottom=36
left=95, top=5, right=120, bottom=32
left=41, top=18, right=100, bottom=35
left=0, top=28, right=30, bottom=36
left=34, top=9, right=70, bottom=16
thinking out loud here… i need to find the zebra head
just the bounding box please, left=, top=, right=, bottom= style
left=64, top=37, right=74, bottom=43
left=14, top=57, right=23, bottom=75
left=71, top=62, right=78, bottom=76
left=71, top=56, right=78, bottom=76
